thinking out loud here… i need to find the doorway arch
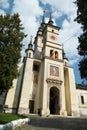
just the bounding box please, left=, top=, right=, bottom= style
left=50, top=87, right=60, bottom=114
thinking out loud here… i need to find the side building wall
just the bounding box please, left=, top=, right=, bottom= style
left=18, top=58, right=34, bottom=114
left=4, top=63, right=23, bottom=113
left=76, top=88, right=87, bottom=116
left=64, top=66, right=79, bottom=116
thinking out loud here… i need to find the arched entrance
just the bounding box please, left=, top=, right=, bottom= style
left=50, top=87, right=60, bottom=114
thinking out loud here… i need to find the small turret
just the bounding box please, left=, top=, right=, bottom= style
left=62, top=44, right=68, bottom=66
left=62, top=49, right=67, bottom=59
left=25, top=36, right=34, bottom=58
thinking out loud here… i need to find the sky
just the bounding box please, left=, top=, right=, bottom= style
left=0, top=0, right=83, bottom=84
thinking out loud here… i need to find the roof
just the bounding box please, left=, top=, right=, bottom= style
left=76, top=84, right=87, bottom=90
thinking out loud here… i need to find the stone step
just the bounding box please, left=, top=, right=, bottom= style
left=20, top=115, right=87, bottom=130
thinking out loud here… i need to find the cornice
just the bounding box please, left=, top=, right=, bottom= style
left=46, top=44, right=62, bottom=50
left=44, top=56, right=63, bottom=63
left=46, top=78, right=63, bottom=85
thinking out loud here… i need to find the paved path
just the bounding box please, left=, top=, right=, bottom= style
left=15, top=115, right=87, bottom=130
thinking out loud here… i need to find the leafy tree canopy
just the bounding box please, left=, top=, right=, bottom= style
left=0, top=13, right=26, bottom=93
left=75, top=0, right=87, bottom=81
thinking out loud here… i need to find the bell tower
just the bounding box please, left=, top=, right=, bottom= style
left=42, top=12, right=62, bottom=61
left=38, top=12, right=67, bottom=116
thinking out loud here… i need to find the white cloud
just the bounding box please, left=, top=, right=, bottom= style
left=12, top=0, right=42, bottom=17
left=12, top=0, right=43, bottom=54
left=52, top=10, right=62, bottom=19
left=40, top=0, right=76, bottom=17
left=59, top=18, right=81, bottom=65
left=0, top=0, right=9, bottom=9
left=0, top=9, right=5, bottom=15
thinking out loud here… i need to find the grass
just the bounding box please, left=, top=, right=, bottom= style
left=0, top=113, right=26, bottom=124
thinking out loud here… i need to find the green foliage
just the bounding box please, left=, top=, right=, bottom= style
left=0, top=13, right=26, bottom=93
left=79, top=58, right=87, bottom=80
left=75, top=0, right=87, bottom=80
left=0, top=113, right=26, bottom=124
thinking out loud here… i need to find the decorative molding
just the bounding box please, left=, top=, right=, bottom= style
left=45, top=24, right=60, bottom=30
left=46, top=30, right=59, bottom=35
left=46, top=44, right=62, bottom=50
left=46, top=78, right=62, bottom=85
left=44, top=56, right=63, bottom=63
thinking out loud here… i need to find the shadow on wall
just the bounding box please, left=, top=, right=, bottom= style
left=12, top=64, right=25, bottom=113
left=0, top=92, right=7, bottom=112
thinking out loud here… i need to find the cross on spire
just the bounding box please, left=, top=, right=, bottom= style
left=43, top=8, right=46, bottom=15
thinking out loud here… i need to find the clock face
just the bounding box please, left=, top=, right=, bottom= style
left=50, top=35, right=56, bottom=40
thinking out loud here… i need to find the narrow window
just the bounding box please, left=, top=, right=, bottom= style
left=50, top=49, right=55, bottom=58
left=29, top=53, right=31, bottom=58
left=81, top=96, right=84, bottom=104
left=65, top=61, right=67, bottom=66
left=55, top=51, right=58, bottom=59
left=52, top=29, right=54, bottom=32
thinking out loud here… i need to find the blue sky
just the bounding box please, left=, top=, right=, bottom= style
left=0, top=0, right=82, bottom=84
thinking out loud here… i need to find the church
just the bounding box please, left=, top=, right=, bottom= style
left=0, top=12, right=87, bottom=117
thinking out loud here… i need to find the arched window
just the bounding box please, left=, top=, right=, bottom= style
left=81, top=96, right=84, bottom=104
left=50, top=49, right=55, bottom=58
left=52, top=29, right=54, bottom=33
left=29, top=53, right=31, bottom=58
left=55, top=51, right=58, bottom=59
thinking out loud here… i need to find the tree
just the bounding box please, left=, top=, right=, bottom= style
left=0, top=13, right=26, bottom=93
left=75, top=0, right=87, bottom=81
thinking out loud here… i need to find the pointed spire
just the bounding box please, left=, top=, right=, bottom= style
left=48, top=10, right=53, bottom=25
left=38, top=8, right=46, bottom=32
left=28, top=35, right=33, bottom=50
left=42, top=8, right=46, bottom=24
left=30, top=35, right=32, bottom=44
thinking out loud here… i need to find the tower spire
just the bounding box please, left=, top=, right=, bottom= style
left=42, top=8, right=46, bottom=24
left=48, top=10, right=53, bottom=25
left=38, top=8, right=46, bottom=32
left=28, top=35, right=33, bottom=50
left=30, top=35, right=32, bottom=44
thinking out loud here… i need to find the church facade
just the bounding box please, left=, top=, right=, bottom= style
left=0, top=13, right=87, bottom=117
